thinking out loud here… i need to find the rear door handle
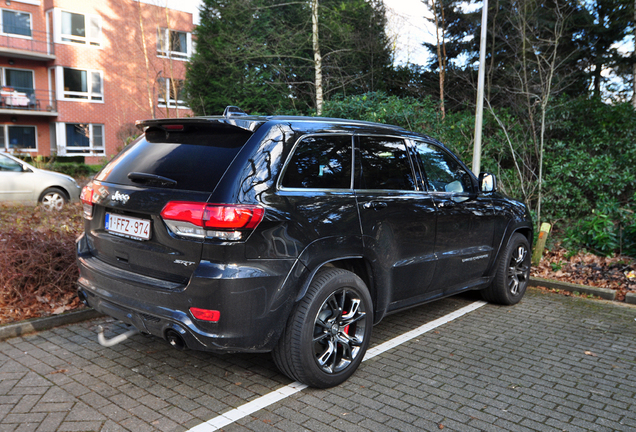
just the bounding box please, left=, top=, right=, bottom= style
left=363, top=201, right=388, bottom=210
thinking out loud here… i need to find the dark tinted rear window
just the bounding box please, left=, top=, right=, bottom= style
left=282, top=135, right=352, bottom=189
left=95, top=126, right=251, bottom=192
left=355, top=136, right=416, bottom=191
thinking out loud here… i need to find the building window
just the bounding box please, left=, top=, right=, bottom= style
left=62, top=67, right=103, bottom=101
left=63, top=123, right=104, bottom=155
left=59, top=10, right=101, bottom=46
left=0, top=125, right=37, bottom=151
left=1, top=9, right=32, bottom=37
left=157, top=28, right=191, bottom=60
left=2, top=68, right=34, bottom=94
left=158, top=78, right=187, bottom=108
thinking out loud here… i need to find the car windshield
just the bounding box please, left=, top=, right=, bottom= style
left=0, top=154, right=24, bottom=172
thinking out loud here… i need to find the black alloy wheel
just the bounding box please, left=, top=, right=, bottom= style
left=273, top=268, right=373, bottom=388
left=312, top=287, right=367, bottom=374
left=481, top=233, right=531, bottom=305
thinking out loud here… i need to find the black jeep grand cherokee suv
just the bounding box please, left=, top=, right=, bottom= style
left=77, top=108, right=532, bottom=388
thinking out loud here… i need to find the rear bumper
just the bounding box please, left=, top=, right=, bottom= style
left=76, top=233, right=297, bottom=353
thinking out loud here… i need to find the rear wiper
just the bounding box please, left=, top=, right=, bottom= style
left=127, top=172, right=177, bottom=187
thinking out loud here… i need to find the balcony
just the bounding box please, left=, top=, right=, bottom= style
left=0, top=29, right=55, bottom=61
left=0, top=88, right=57, bottom=116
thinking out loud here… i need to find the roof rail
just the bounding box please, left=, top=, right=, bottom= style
left=223, top=106, right=247, bottom=117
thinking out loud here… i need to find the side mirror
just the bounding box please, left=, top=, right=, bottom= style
left=479, top=172, right=497, bottom=193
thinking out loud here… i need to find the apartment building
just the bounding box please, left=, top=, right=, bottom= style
left=0, top=0, right=195, bottom=163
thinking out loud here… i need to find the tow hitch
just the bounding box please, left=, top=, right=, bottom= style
left=97, top=325, right=139, bottom=347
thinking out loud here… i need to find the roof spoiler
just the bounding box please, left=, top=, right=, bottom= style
left=136, top=106, right=262, bottom=133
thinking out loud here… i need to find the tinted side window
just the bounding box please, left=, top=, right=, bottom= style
left=282, top=135, right=352, bottom=189
left=356, top=136, right=415, bottom=190
left=415, top=141, right=474, bottom=193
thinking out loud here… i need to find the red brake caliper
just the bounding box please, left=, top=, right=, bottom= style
left=343, top=311, right=349, bottom=335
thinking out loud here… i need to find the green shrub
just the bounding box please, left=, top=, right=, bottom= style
left=563, top=198, right=636, bottom=257
left=323, top=93, right=636, bottom=257
left=47, top=162, right=102, bottom=178
left=15, top=154, right=104, bottom=179
left=543, top=98, right=636, bottom=222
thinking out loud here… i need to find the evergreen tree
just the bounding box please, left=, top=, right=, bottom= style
left=185, top=0, right=392, bottom=115
left=422, top=0, right=634, bottom=106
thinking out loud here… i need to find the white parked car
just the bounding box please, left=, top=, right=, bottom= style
left=0, top=151, right=81, bottom=210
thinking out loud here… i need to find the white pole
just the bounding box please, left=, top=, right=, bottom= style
left=472, top=0, right=489, bottom=176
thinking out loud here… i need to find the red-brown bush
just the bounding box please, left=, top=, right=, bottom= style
left=0, top=203, right=84, bottom=324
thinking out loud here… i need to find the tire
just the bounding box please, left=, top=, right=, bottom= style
left=481, top=233, right=531, bottom=305
left=272, top=268, right=373, bottom=388
left=39, top=188, right=67, bottom=211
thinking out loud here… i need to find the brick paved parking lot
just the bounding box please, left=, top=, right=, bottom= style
left=1, top=288, right=635, bottom=432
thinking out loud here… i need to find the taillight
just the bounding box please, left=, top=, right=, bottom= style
left=203, top=206, right=264, bottom=229
left=160, top=202, right=264, bottom=240
left=190, top=307, right=220, bottom=322
left=80, top=184, right=95, bottom=219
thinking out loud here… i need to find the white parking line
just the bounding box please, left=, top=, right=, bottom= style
left=188, top=300, right=487, bottom=432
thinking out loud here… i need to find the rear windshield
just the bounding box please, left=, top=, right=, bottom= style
left=95, top=126, right=252, bottom=192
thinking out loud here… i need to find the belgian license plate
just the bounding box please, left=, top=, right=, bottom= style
left=105, top=213, right=151, bottom=240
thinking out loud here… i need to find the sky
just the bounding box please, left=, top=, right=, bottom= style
left=176, top=0, right=434, bottom=64
left=384, top=0, right=434, bottom=66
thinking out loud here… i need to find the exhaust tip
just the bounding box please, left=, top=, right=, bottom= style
left=77, top=289, right=88, bottom=306
left=165, top=329, right=186, bottom=350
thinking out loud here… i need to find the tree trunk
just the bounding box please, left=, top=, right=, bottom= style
left=633, top=0, right=636, bottom=108
left=431, top=0, right=446, bottom=119
left=312, top=0, right=323, bottom=116
left=536, top=5, right=564, bottom=231
left=137, top=1, right=155, bottom=119
left=165, top=5, right=178, bottom=118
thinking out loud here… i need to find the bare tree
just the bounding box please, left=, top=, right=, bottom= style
left=485, top=0, right=572, bottom=228
left=163, top=3, right=179, bottom=118
left=312, top=0, right=323, bottom=115
left=532, top=3, right=567, bottom=229
left=137, top=0, right=155, bottom=119
left=429, top=0, right=447, bottom=118
left=633, top=0, right=636, bottom=108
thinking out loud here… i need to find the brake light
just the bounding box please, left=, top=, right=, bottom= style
left=163, top=124, right=184, bottom=131
left=190, top=307, right=220, bottom=322
left=80, top=185, right=95, bottom=219
left=160, top=202, right=264, bottom=240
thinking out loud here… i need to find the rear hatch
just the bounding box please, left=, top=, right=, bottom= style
left=81, top=121, right=255, bottom=285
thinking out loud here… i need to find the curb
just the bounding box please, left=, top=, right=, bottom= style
left=0, top=308, right=103, bottom=342
left=529, top=276, right=616, bottom=300
left=626, top=292, right=636, bottom=305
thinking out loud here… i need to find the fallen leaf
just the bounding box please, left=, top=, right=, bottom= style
left=50, top=369, right=68, bottom=374
left=438, top=424, right=444, bottom=430
left=52, top=306, right=66, bottom=315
